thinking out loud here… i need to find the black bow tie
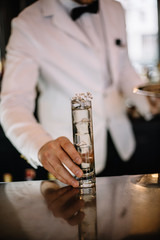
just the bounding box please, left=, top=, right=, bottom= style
left=71, top=0, right=99, bottom=21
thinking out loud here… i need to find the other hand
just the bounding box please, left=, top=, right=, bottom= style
left=147, top=96, right=160, bottom=115
left=127, top=96, right=160, bottom=119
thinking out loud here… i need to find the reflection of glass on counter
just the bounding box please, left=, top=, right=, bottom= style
left=71, top=93, right=96, bottom=188
left=78, top=187, right=97, bottom=240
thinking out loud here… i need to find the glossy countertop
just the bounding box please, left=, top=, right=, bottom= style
left=0, top=174, right=160, bottom=240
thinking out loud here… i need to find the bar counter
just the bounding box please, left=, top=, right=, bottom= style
left=0, top=174, right=160, bottom=240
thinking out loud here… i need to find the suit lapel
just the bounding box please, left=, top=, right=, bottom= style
left=39, top=0, right=91, bottom=47
left=100, top=0, right=126, bottom=85
left=40, top=0, right=125, bottom=84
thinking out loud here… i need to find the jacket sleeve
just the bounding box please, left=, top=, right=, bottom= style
left=0, top=17, right=53, bottom=168
left=117, top=3, right=152, bottom=120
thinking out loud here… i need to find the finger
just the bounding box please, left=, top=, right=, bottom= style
left=150, top=104, right=160, bottom=115
left=59, top=137, right=82, bottom=164
left=49, top=159, right=80, bottom=188
left=42, top=159, right=68, bottom=185
left=147, top=96, right=156, bottom=105
left=55, top=148, right=83, bottom=179
left=55, top=188, right=79, bottom=205
left=44, top=186, right=72, bottom=202
left=146, top=97, right=160, bottom=115
left=63, top=199, right=85, bottom=220
left=48, top=188, right=80, bottom=214
left=40, top=181, right=60, bottom=196
left=42, top=152, right=80, bottom=188
left=67, top=211, right=85, bottom=226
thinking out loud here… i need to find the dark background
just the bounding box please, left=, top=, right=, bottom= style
left=1, top=0, right=160, bottom=182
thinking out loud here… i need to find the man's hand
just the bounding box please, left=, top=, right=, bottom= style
left=38, top=137, right=83, bottom=187
left=147, top=96, right=160, bottom=115
left=127, top=96, right=160, bottom=119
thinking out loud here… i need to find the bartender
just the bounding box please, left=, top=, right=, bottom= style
left=0, top=0, right=159, bottom=187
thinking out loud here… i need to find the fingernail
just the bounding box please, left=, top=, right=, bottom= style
left=75, top=170, right=83, bottom=178
left=72, top=180, right=79, bottom=188
left=75, top=157, right=81, bottom=164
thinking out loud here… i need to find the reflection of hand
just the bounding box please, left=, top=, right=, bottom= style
left=38, top=137, right=83, bottom=187
left=41, top=181, right=85, bottom=226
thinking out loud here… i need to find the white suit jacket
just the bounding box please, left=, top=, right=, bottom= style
left=0, top=0, right=151, bottom=173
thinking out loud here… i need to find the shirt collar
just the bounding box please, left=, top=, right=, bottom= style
left=59, top=0, right=81, bottom=12
left=40, top=0, right=84, bottom=17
